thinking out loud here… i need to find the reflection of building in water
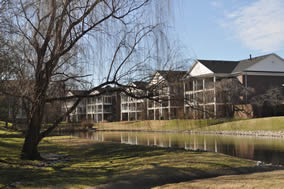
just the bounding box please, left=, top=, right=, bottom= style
left=72, top=132, right=284, bottom=165
left=235, top=142, right=255, bottom=159
left=204, top=138, right=207, bottom=151
left=119, top=133, right=177, bottom=148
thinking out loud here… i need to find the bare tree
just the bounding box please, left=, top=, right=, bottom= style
left=184, top=77, right=255, bottom=119
left=251, top=87, right=283, bottom=117
left=215, top=78, right=254, bottom=117
left=0, top=0, right=172, bottom=160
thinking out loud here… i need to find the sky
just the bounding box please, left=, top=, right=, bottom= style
left=171, top=0, right=284, bottom=61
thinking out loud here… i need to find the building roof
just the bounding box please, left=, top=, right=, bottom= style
left=132, top=81, right=148, bottom=89
left=156, top=70, right=187, bottom=82
left=69, top=90, right=88, bottom=96
left=197, top=60, right=239, bottom=74
left=192, top=53, right=282, bottom=76
left=232, top=54, right=272, bottom=73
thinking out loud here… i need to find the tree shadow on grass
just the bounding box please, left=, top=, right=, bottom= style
left=96, top=164, right=284, bottom=189
left=46, top=143, right=284, bottom=188
left=0, top=141, right=22, bottom=150
left=0, top=133, right=23, bottom=138
left=2, top=140, right=284, bottom=189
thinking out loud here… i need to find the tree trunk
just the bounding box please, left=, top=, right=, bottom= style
left=21, top=127, right=42, bottom=160
left=21, top=105, right=44, bottom=160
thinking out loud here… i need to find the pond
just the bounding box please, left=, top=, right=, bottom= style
left=70, top=131, right=284, bottom=165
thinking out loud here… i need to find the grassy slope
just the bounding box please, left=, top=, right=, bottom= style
left=0, top=125, right=260, bottom=189
left=196, top=116, right=284, bottom=131
left=97, top=116, right=284, bottom=132
left=96, top=119, right=238, bottom=132
left=154, top=170, right=284, bottom=189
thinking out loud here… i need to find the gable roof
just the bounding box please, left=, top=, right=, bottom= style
left=156, top=70, right=187, bottom=82
left=132, top=81, right=147, bottom=89
left=190, top=53, right=283, bottom=76
left=197, top=60, right=239, bottom=74
left=69, top=90, right=87, bottom=96
left=232, top=53, right=272, bottom=73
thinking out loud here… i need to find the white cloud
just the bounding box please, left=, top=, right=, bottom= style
left=224, top=0, right=284, bottom=52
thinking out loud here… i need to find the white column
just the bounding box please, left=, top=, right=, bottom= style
left=193, top=80, right=196, bottom=119
left=245, top=73, right=248, bottom=103
left=203, top=79, right=206, bottom=119
left=183, top=81, right=186, bottom=115
left=135, top=101, right=137, bottom=120
left=168, top=86, right=171, bottom=120
left=120, top=96, right=123, bottom=121
left=154, top=100, right=156, bottom=120
left=160, top=101, right=162, bottom=120
left=146, top=91, right=149, bottom=119
left=213, top=76, right=217, bottom=117
left=128, top=102, right=130, bottom=121
left=102, top=100, right=104, bottom=121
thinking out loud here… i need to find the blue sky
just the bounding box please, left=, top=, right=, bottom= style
left=170, top=0, right=284, bottom=61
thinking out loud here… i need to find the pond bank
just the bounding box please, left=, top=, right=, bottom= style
left=95, top=129, right=284, bottom=138
left=188, top=130, right=284, bottom=138
left=94, top=117, right=284, bottom=138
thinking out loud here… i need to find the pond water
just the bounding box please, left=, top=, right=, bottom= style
left=70, top=131, right=284, bottom=165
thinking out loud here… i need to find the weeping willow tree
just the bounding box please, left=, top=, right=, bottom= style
left=0, top=0, right=176, bottom=160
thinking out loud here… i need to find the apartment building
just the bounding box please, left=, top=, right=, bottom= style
left=120, top=82, right=147, bottom=121
left=86, top=89, right=120, bottom=122
left=184, top=53, right=284, bottom=118
left=147, top=70, right=186, bottom=120
left=62, top=53, right=284, bottom=122
left=64, top=88, right=120, bottom=123
left=64, top=90, right=87, bottom=122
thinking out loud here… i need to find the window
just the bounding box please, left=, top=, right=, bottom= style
left=104, top=96, right=112, bottom=104
left=97, top=105, right=102, bottom=112
left=122, top=104, right=128, bottom=111
left=97, top=97, right=102, bottom=103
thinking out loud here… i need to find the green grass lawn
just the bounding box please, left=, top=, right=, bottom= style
left=196, top=116, right=284, bottom=132
left=154, top=170, right=284, bottom=189
left=0, top=121, right=13, bottom=127
left=96, top=118, right=240, bottom=132
left=0, top=126, right=261, bottom=189
left=96, top=117, right=284, bottom=133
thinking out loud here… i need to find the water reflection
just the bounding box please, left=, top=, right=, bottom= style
left=73, top=131, right=284, bottom=165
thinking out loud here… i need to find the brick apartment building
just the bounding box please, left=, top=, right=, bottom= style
left=184, top=53, right=284, bottom=118
left=63, top=53, right=284, bottom=122
left=64, top=88, right=120, bottom=123
left=147, top=70, right=186, bottom=120
left=120, top=82, right=147, bottom=121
